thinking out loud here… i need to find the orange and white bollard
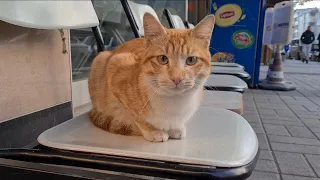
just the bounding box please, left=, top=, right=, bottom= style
left=258, top=44, right=296, bottom=91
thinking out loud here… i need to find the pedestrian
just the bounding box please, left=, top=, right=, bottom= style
left=317, top=33, right=320, bottom=62
left=284, top=44, right=289, bottom=61
left=300, top=26, right=315, bottom=64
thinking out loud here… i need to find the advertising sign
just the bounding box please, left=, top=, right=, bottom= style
left=210, top=0, right=264, bottom=85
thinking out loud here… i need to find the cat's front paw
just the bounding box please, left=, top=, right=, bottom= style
left=168, top=127, right=186, bottom=139
left=143, top=130, right=169, bottom=142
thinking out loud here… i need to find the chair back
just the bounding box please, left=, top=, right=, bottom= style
left=0, top=0, right=99, bottom=29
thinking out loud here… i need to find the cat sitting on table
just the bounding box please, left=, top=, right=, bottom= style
left=88, top=13, right=215, bottom=142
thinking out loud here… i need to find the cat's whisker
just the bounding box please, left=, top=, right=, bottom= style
left=192, top=82, right=216, bottom=102
left=204, top=82, right=218, bottom=91
left=138, top=87, right=160, bottom=116
left=204, top=90, right=217, bottom=103
left=209, top=47, right=221, bottom=54
left=189, top=83, right=202, bottom=93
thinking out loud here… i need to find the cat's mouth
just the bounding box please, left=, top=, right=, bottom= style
left=147, top=79, right=196, bottom=95
left=164, top=87, right=186, bottom=95
left=160, top=84, right=194, bottom=95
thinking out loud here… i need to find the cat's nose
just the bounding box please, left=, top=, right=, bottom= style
left=172, top=78, right=182, bottom=85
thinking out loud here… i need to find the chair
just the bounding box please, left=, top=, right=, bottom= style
left=184, top=20, right=195, bottom=29
left=205, top=75, right=248, bottom=93
left=37, top=107, right=258, bottom=179
left=0, top=1, right=98, bottom=29
left=0, top=1, right=258, bottom=179
left=212, top=61, right=245, bottom=68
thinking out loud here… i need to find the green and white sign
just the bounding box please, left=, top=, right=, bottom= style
left=231, top=30, right=254, bottom=49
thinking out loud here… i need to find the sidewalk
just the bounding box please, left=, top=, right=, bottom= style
left=260, top=59, right=320, bottom=75
left=245, top=60, right=320, bottom=180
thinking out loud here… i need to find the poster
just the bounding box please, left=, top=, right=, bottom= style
left=210, top=0, right=264, bottom=85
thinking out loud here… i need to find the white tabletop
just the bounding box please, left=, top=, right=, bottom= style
left=211, top=66, right=244, bottom=71
left=211, top=62, right=244, bottom=69
left=0, top=1, right=98, bottom=29
left=38, top=107, right=258, bottom=167
left=211, top=67, right=250, bottom=77
left=206, top=75, right=248, bottom=89
left=201, top=91, right=243, bottom=111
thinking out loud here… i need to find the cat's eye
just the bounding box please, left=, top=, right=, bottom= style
left=186, top=56, right=198, bottom=66
left=157, top=55, right=169, bottom=65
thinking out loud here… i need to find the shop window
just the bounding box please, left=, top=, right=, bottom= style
left=70, top=0, right=135, bottom=81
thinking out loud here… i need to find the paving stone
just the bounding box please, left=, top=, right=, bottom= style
left=260, top=115, right=278, bottom=119
left=254, top=98, right=269, bottom=103
left=268, top=135, right=320, bottom=146
left=288, top=104, right=308, bottom=111
left=286, top=126, right=316, bottom=139
left=261, top=119, right=304, bottom=126
left=259, top=150, right=274, bottom=161
left=304, top=105, right=320, bottom=112
left=256, top=103, right=290, bottom=110
left=242, top=111, right=259, bottom=116
left=293, top=96, right=309, bottom=101
left=257, top=134, right=270, bottom=150
left=264, top=124, right=290, bottom=136
left=305, top=154, right=320, bottom=177
left=249, top=123, right=264, bottom=134
left=286, top=101, right=314, bottom=106
left=281, top=96, right=295, bottom=100
left=294, top=111, right=320, bottom=116
left=243, top=111, right=259, bottom=116
left=303, top=119, right=320, bottom=128
left=274, top=152, right=315, bottom=177
left=258, top=109, right=277, bottom=116
left=267, top=97, right=283, bottom=101
left=253, top=127, right=265, bottom=134
left=249, top=122, right=263, bottom=127
left=243, top=113, right=259, bottom=118
left=244, top=94, right=255, bottom=99
left=282, top=175, right=320, bottom=180
left=271, top=143, right=320, bottom=154
left=244, top=104, right=256, bottom=109
left=260, top=115, right=300, bottom=121
left=254, top=160, right=278, bottom=173
left=247, top=171, right=280, bottom=180
left=243, top=98, right=255, bottom=102
left=298, top=114, right=320, bottom=120
left=275, top=109, right=296, bottom=117
left=310, top=128, right=320, bottom=133
left=244, top=115, right=261, bottom=123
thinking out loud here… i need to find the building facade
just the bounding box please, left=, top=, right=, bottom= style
left=293, top=8, right=320, bottom=44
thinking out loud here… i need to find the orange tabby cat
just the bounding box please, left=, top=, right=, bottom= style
left=88, top=13, right=215, bottom=142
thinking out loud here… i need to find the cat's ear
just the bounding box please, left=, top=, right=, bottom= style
left=143, top=13, right=166, bottom=40
left=192, top=15, right=215, bottom=42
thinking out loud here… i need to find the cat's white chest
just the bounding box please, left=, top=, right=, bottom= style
left=146, top=90, right=200, bottom=130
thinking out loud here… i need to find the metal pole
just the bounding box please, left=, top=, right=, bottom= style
left=163, top=9, right=175, bottom=29
left=120, top=0, right=140, bottom=38
left=91, top=26, right=105, bottom=53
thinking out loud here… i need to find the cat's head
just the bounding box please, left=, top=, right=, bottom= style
left=141, top=13, right=215, bottom=96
